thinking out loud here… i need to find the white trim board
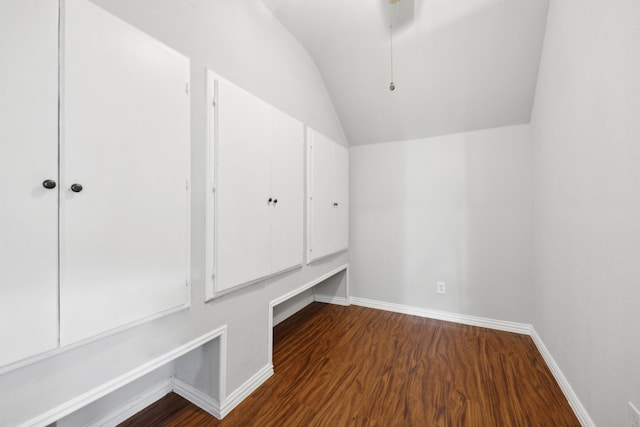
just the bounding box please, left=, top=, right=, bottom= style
left=530, top=329, right=596, bottom=427
left=349, top=297, right=594, bottom=426
left=349, top=297, right=532, bottom=335
left=85, top=379, right=173, bottom=427
left=74, top=360, right=271, bottom=427
left=173, top=377, right=222, bottom=419
left=77, top=359, right=272, bottom=427
left=218, top=364, right=273, bottom=418
left=19, top=326, right=228, bottom=427
left=268, top=264, right=349, bottom=365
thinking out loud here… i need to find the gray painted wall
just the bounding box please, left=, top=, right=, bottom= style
left=349, top=124, right=533, bottom=323
left=0, top=1, right=348, bottom=425
left=530, top=0, right=640, bottom=425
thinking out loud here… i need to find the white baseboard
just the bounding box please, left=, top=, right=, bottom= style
left=314, top=294, right=350, bottom=306
left=84, top=379, right=172, bottom=427
left=530, top=329, right=596, bottom=427
left=273, top=294, right=315, bottom=327
left=21, top=326, right=227, bottom=427
left=349, top=297, right=532, bottom=335
left=172, top=377, right=222, bottom=419
left=79, top=362, right=272, bottom=425
left=219, top=364, right=273, bottom=419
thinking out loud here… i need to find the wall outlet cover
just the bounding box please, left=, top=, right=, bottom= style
left=436, top=281, right=446, bottom=294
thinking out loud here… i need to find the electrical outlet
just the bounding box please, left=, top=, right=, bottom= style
left=630, top=402, right=640, bottom=427
left=436, top=281, right=446, bottom=294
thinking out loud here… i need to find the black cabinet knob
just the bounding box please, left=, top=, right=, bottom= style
left=70, top=183, right=83, bottom=193
left=333, top=202, right=339, bottom=207
left=273, top=199, right=278, bottom=204
left=42, top=179, right=57, bottom=189
left=268, top=197, right=273, bottom=203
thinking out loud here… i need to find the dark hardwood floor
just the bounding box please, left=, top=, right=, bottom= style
left=119, top=302, right=580, bottom=426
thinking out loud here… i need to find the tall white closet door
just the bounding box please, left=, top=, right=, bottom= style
left=215, top=79, right=272, bottom=292
left=334, top=144, right=349, bottom=251
left=0, top=0, right=59, bottom=366
left=270, top=109, right=304, bottom=273
left=60, top=0, right=190, bottom=345
left=308, top=130, right=335, bottom=261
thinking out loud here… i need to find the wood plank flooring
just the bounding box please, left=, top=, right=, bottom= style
left=119, top=302, right=580, bottom=426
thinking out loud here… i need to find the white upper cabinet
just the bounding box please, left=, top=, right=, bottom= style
left=212, top=73, right=273, bottom=293
left=0, top=0, right=60, bottom=368
left=0, top=0, right=191, bottom=367
left=307, top=128, right=349, bottom=263
left=270, top=108, right=305, bottom=274
left=60, top=0, right=191, bottom=346
left=206, top=71, right=304, bottom=298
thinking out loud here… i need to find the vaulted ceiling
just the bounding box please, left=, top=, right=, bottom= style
left=261, top=0, right=550, bottom=146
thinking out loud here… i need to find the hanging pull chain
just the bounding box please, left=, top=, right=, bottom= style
left=389, top=1, right=399, bottom=91
left=389, top=22, right=395, bottom=91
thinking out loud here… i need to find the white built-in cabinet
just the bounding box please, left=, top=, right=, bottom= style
left=0, top=0, right=60, bottom=368
left=206, top=71, right=304, bottom=298
left=0, top=0, right=190, bottom=368
left=307, top=128, right=349, bottom=263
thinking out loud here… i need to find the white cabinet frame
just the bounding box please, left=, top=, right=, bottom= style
left=205, top=70, right=304, bottom=300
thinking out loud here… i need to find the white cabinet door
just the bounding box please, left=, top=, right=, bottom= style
left=207, top=72, right=305, bottom=296
left=60, top=0, right=190, bottom=345
left=215, top=78, right=272, bottom=292
left=307, top=128, right=349, bottom=263
left=0, top=0, right=59, bottom=367
left=308, top=130, right=336, bottom=261
left=334, top=144, right=349, bottom=251
left=270, top=109, right=304, bottom=273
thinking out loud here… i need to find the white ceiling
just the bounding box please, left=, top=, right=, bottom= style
left=261, top=0, right=550, bottom=146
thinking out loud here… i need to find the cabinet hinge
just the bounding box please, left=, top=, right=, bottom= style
left=212, top=97, right=216, bottom=107
left=185, top=82, right=190, bottom=95
left=186, top=179, right=190, bottom=190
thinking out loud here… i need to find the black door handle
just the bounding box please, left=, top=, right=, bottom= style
left=70, top=183, right=83, bottom=193
left=42, top=179, right=57, bottom=189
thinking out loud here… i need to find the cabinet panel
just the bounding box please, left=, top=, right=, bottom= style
left=270, top=109, right=304, bottom=273
left=0, top=0, right=59, bottom=366
left=60, top=0, right=190, bottom=345
left=307, top=128, right=349, bottom=263
left=308, top=130, right=336, bottom=260
left=334, top=144, right=349, bottom=251
left=207, top=72, right=305, bottom=296
left=215, top=78, right=272, bottom=292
